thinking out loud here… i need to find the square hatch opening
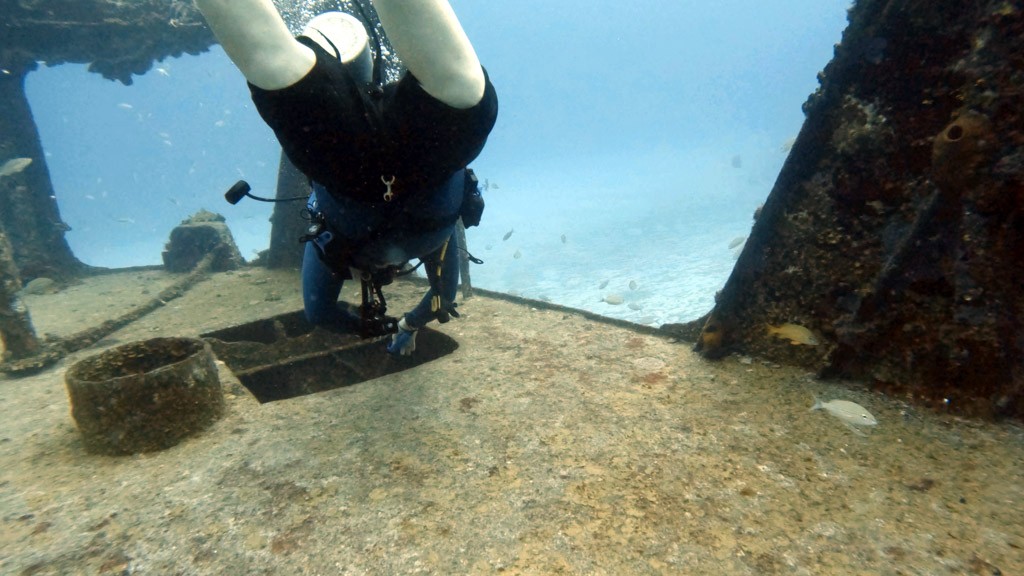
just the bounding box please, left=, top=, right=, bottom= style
left=202, top=310, right=458, bottom=403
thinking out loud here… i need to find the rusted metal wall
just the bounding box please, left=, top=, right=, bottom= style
left=678, top=0, right=1023, bottom=419
left=0, top=0, right=213, bottom=84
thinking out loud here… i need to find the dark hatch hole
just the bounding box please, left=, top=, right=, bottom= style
left=201, top=310, right=458, bottom=403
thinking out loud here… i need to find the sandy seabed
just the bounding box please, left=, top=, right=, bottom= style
left=1, top=266, right=1022, bottom=575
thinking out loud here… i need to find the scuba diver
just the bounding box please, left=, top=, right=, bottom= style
left=194, top=0, right=498, bottom=355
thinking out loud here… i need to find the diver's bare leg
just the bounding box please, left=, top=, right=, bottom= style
left=371, top=0, right=486, bottom=108
left=194, top=0, right=315, bottom=90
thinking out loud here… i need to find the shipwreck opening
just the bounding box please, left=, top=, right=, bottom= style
left=201, top=310, right=459, bottom=403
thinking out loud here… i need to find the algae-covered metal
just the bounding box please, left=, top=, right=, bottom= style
left=676, top=0, right=1024, bottom=420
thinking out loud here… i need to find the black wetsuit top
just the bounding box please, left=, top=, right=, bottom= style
left=249, top=38, right=498, bottom=205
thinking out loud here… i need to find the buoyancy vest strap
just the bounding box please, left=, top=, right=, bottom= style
left=426, top=238, right=458, bottom=323
left=429, top=239, right=448, bottom=315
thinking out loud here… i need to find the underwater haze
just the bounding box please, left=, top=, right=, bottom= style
left=25, top=0, right=851, bottom=325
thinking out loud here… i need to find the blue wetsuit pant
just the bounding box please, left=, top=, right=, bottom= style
left=302, top=229, right=461, bottom=331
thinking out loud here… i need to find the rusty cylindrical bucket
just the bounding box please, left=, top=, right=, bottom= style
left=64, top=337, right=224, bottom=455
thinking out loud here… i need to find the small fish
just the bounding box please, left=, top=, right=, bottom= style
left=20, top=277, right=58, bottom=295
left=214, top=120, right=226, bottom=127
left=560, top=234, right=567, bottom=244
left=503, top=228, right=514, bottom=241
left=0, top=157, right=32, bottom=178
left=117, top=102, right=133, bottom=110
left=513, top=249, right=521, bottom=259
left=115, top=217, right=136, bottom=224
left=598, top=279, right=610, bottom=289
left=628, top=280, right=638, bottom=290
left=602, top=294, right=624, bottom=305
left=491, top=181, right=500, bottom=190
left=811, top=397, right=878, bottom=429
left=156, top=67, right=170, bottom=77
left=731, top=155, right=743, bottom=169
left=728, top=236, right=746, bottom=249
left=767, top=323, right=819, bottom=346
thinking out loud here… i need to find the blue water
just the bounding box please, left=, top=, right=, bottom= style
left=24, top=0, right=850, bottom=323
